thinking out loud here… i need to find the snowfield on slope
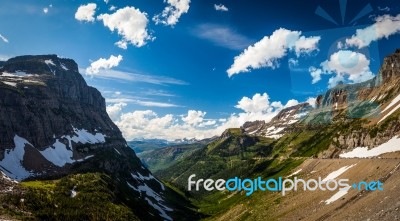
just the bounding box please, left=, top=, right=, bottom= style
left=0, top=126, right=106, bottom=181
left=340, top=136, right=400, bottom=158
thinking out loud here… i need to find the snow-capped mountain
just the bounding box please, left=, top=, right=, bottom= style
left=241, top=103, right=312, bottom=139
left=0, top=55, right=192, bottom=220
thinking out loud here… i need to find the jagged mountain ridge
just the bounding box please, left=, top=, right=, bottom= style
left=0, top=55, right=195, bottom=220
left=241, top=102, right=312, bottom=138
left=154, top=49, right=400, bottom=221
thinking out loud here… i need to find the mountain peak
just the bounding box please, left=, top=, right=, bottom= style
left=1, top=54, right=78, bottom=76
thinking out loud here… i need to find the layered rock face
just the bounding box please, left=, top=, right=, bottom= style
left=242, top=103, right=312, bottom=139
left=0, top=55, right=177, bottom=220
left=315, top=49, right=400, bottom=111
left=0, top=55, right=124, bottom=178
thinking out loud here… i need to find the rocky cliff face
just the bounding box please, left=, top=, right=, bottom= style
left=0, top=55, right=182, bottom=220
left=308, top=49, right=400, bottom=157
left=242, top=103, right=312, bottom=139
left=315, top=49, right=400, bottom=112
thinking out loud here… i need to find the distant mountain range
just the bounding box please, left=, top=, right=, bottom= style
left=2, top=49, right=400, bottom=220
left=152, top=49, right=400, bottom=220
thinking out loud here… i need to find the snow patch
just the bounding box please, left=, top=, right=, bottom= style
left=1, top=71, right=29, bottom=77
left=60, top=63, right=69, bottom=71
left=325, top=186, right=351, bottom=204
left=131, top=172, right=165, bottom=190
left=71, top=186, right=77, bottom=198
left=44, top=59, right=56, bottom=66
left=40, top=139, right=74, bottom=167
left=44, top=60, right=56, bottom=75
left=381, top=93, right=400, bottom=112
left=127, top=180, right=172, bottom=221
left=340, top=136, right=400, bottom=158
left=62, top=126, right=106, bottom=147
left=0, top=135, right=33, bottom=180
left=145, top=197, right=173, bottom=221
left=378, top=102, right=400, bottom=124
left=287, top=169, right=302, bottom=177
left=322, top=164, right=356, bottom=183
left=2, top=81, right=17, bottom=87
left=378, top=94, right=386, bottom=100
left=114, top=148, right=121, bottom=155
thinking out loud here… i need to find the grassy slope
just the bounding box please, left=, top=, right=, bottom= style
left=1, top=173, right=139, bottom=221
left=138, top=143, right=206, bottom=172
left=154, top=112, right=385, bottom=220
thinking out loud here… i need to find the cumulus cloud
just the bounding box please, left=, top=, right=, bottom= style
left=182, top=110, right=206, bottom=125
left=284, top=99, right=299, bottom=108
left=306, top=97, right=317, bottom=108
left=98, top=7, right=153, bottom=48
left=75, top=3, right=97, bottom=22
left=309, top=50, right=374, bottom=88
left=227, top=28, right=320, bottom=77
left=309, top=66, right=322, bottom=84
left=193, top=24, right=253, bottom=50
left=153, top=0, right=190, bottom=26
left=111, top=92, right=300, bottom=140
left=214, top=4, right=228, bottom=12
left=106, top=102, right=127, bottom=121
left=86, top=55, right=123, bottom=74
left=345, top=14, right=400, bottom=48
left=0, top=34, right=9, bottom=43
left=235, top=93, right=277, bottom=113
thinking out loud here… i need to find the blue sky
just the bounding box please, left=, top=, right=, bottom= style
left=0, top=0, right=400, bottom=140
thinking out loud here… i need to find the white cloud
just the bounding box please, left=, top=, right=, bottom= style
left=136, top=100, right=181, bottom=107
left=106, top=102, right=127, bottom=121
left=310, top=50, right=374, bottom=88
left=295, top=36, right=321, bottom=56
left=182, top=110, right=206, bottom=125
left=288, top=58, right=298, bottom=67
left=345, top=14, right=400, bottom=48
left=227, top=28, right=320, bottom=77
left=43, top=4, right=53, bottom=14
left=106, top=96, right=181, bottom=108
left=104, top=0, right=109, bottom=4
left=86, top=55, right=123, bottom=74
left=306, top=97, right=316, bottom=108
left=309, top=66, right=322, bottom=84
left=153, top=0, right=190, bottom=26
left=0, top=34, right=9, bottom=43
left=214, top=4, right=228, bottom=12
left=98, top=6, right=153, bottom=48
left=284, top=99, right=299, bottom=108
left=83, top=68, right=188, bottom=85
left=193, top=24, right=253, bottom=50
left=378, top=6, right=390, bottom=12
left=111, top=92, right=300, bottom=140
left=109, top=5, right=117, bottom=11
left=75, top=3, right=97, bottom=22
left=235, top=93, right=273, bottom=113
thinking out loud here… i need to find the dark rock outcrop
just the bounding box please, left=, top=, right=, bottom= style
left=0, top=55, right=181, bottom=220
